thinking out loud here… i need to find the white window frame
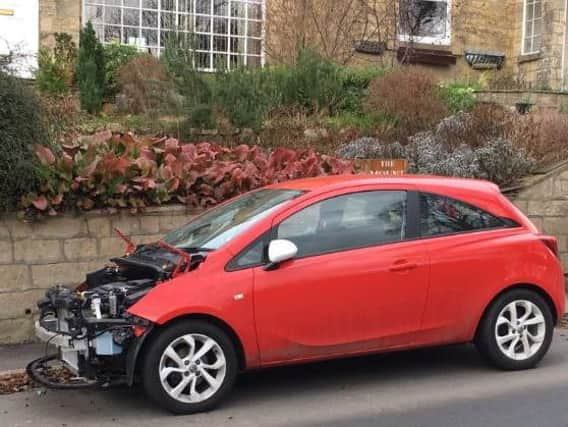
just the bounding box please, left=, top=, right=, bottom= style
left=521, top=0, right=543, bottom=55
left=398, top=0, right=452, bottom=46
left=81, top=0, right=265, bottom=72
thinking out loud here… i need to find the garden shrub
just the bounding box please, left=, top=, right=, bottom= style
left=116, top=54, right=178, bottom=114
left=37, top=48, right=68, bottom=95
left=103, top=43, right=140, bottom=100
left=365, top=67, right=449, bottom=140
left=435, top=104, right=509, bottom=150
left=42, top=94, right=80, bottom=143
left=209, top=50, right=381, bottom=130
left=475, top=138, right=536, bottom=186
left=507, top=111, right=568, bottom=167
left=0, top=71, right=50, bottom=212
left=334, top=110, right=537, bottom=186
left=337, top=67, right=384, bottom=114
left=214, top=67, right=276, bottom=130
left=185, top=104, right=216, bottom=129
left=23, top=132, right=353, bottom=214
left=162, top=34, right=215, bottom=127
left=36, top=33, right=77, bottom=96
left=405, top=132, right=480, bottom=178
left=76, top=22, right=106, bottom=113
left=278, top=49, right=345, bottom=115
left=404, top=131, right=534, bottom=185
left=440, top=83, right=478, bottom=114
left=325, top=112, right=383, bottom=133
left=335, top=137, right=406, bottom=160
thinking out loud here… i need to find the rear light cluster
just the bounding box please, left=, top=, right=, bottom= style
left=540, top=236, right=559, bottom=257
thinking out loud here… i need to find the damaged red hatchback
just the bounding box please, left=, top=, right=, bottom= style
left=29, top=175, right=565, bottom=414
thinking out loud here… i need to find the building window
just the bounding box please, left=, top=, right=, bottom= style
left=522, top=0, right=542, bottom=55
left=399, top=0, right=451, bottom=45
left=82, top=0, right=264, bottom=71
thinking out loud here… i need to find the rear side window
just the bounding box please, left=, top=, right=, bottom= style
left=419, top=193, right=505, bottom=238
left=277, top=191, right=407, bottom=258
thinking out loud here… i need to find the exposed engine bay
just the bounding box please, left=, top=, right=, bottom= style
left=27, top=234, right=206, bottom=388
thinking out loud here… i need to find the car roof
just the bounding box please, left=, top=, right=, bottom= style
left=267, top=174, right=500, bottom=194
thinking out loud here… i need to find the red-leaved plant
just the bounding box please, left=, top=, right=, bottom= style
left=24, top=132, right=353, bottom=214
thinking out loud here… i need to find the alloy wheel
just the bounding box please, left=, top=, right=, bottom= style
left=159, top=333, right=227, bottom=404
left=495, top=299, right=546, bottom=361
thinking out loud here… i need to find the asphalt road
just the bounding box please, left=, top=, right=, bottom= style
left=3, top=332, right=568, bottom=427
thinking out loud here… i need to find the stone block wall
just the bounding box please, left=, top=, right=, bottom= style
left=474, top=90, right=568, bottom=112
left=510, top=161, right=568, bottom=269
left=39, top=0, right=82, bottom=47
left=0, top=206, right=197, bottom=344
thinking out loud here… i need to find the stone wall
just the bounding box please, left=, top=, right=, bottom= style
left=508, top=161, right=568, bottom=269
left=39, top=0, right=82, bottom=47
left=0, top=206, right=197, bottom=344
left=475, top=89, right=568, bottom=112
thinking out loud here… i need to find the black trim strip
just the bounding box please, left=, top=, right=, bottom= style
left=406, top=191, right=420, bottom=239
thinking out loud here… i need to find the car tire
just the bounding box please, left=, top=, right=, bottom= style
left=142, top=320, right=239, bottom=414
left=475, top=289, right=554, bottom=371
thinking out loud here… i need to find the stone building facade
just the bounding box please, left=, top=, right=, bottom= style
left=2, top=0, right=568, bottom=89
left=345, top=0, right=568, bottom=91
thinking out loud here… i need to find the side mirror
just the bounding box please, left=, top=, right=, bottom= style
left=265, top=239, right=298, bottom=271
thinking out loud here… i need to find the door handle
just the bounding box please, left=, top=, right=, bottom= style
left=389, top=262, right=418, bottom=273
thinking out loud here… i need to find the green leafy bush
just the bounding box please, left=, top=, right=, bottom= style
left=0, top=72, right=50, bottom=212
left=441, top=83, right=478, bottom=114
left=337, top=67, right=384, bottom=114
left=185, top=104, right=216, bottom=129
left=76, top=22, right=106, bottom=113
left=325, top=113, right=378, bottom=132
left=103, top=42, right=140, bottom=99
left=24, top=132, right=353, bottom=214
left=214, top=67, right=276, bottom=130
left=37, top=49, right=68, bottom=95
left=36, top=33, right=77, bottom=95
left=278, top=49, right=344, bottom=115
left=275, top=50, right=381, bottom=116
left=211, top=50, right=381, bottom=130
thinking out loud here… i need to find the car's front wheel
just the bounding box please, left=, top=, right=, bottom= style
left=476, top=289, right=554, bottom=370
left=142, top=320, right=238, bottom=414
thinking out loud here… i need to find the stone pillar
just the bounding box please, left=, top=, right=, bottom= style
left=39, top=0, right=82, bottom=48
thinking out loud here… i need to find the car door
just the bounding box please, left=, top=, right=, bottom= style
left=252, top=188, right=430, bottom=365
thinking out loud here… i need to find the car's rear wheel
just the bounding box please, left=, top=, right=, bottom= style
left=476, top=289, right=554, bottom=370
left=142, top=320, right=238, bottom=414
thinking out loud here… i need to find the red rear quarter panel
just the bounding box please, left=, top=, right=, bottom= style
left=419, top=229, right=564, bottom=346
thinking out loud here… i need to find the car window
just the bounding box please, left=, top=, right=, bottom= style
left=277, top=191, right=407, bottom=258
left=227, top=233, right=268, bottom=271
left=420, top=193, right=505, bottom=237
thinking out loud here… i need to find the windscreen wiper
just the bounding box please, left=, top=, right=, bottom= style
left=179, top=246, right=215, bottom=253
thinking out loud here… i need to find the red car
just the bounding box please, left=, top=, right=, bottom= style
left=29, top=175, right=565, bottom=414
